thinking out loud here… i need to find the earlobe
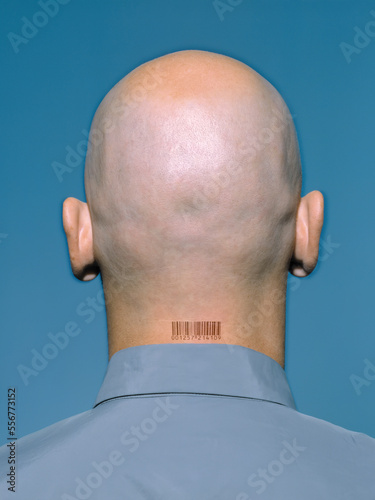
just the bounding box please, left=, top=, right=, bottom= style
left=62, top=197, right=100, bottom=281
left=289, top=190, right=324, bottom=277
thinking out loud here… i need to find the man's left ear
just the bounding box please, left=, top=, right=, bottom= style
left=62, top=197, right=100, bottom=281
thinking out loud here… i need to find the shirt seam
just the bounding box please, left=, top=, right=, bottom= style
left=93, top=392, right=291, bottom=409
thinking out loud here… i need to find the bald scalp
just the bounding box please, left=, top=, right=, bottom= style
left=84, top=50, right=301, bottom=294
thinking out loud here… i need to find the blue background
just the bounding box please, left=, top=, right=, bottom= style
left=1, top=0, right=374, bottom=444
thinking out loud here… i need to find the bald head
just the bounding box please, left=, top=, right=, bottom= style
left=84, top=50, right=301, bottom=296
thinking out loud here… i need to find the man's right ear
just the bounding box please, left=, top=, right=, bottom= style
left=289, top=190, right=324, bottom=277
left=62, top=197, right=100, bottom=281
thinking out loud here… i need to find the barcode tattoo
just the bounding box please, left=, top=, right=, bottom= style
left=171, top=321, right=221, bottom=341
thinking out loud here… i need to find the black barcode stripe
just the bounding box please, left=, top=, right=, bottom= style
left=171, top=322, right=221, bottom=340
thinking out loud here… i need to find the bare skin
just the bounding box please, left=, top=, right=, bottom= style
left=62, top=50, right=324, bottom=368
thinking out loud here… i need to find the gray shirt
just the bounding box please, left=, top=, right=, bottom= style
left=1, top=343, right=374, bottom=499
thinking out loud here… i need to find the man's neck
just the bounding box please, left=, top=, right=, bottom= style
left=103, top=281, right=287, bottom=368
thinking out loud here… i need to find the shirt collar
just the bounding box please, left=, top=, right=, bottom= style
left=94, top=343, right=296, bottom=410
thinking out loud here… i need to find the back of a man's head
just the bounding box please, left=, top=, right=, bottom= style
left=63, top=50, right=323, bottom=365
